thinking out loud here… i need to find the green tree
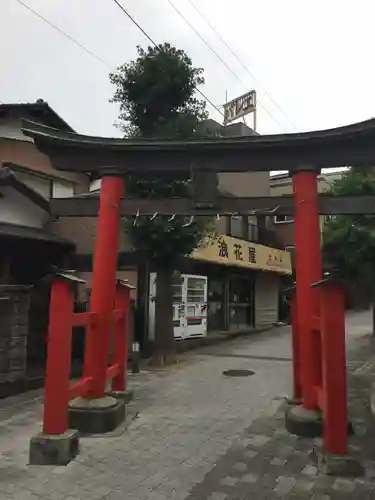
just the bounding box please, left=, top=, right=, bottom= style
left=322, top=168, right=375, bottom=314
left=110, top=43, right=215, bottom=364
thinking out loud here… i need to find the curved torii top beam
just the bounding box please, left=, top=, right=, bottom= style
left=22, top=118, right=375, bottom=174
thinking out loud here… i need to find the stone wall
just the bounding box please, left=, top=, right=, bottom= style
left=0, top=285, right=30, bottom=385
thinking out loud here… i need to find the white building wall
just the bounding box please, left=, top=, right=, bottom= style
left=14, top=170, right=51, bottom=199
left=0, top=187, right=47, bottom=228
left=0, top=112, right=33, bottom=141
left=90, top=179, right=101, bottom=191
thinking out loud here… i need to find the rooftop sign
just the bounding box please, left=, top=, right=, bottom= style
left=223, top=90, right=256, bottom=124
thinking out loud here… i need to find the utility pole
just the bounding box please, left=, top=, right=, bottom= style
left=223, top=90, right=228, bottom=128
left=253, top=90, right=257, bottom=132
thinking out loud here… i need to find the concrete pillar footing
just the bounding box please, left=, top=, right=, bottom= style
left=285, top=404, right=354, bottom=439
left=29, top=429, right=79, bottom=466
left=285, top=397, right=303, bottom=406
left=68, top=396, right=127, bottom=434
left=105, top=389, right=134, bottom=404
left=285, top=404, right=323, bottom=438
left=315, top=447, right=364, bottom=477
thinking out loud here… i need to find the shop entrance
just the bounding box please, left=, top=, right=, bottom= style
left=207, top=278, right=226, bottom=331
left=228, top=275, right=255, bottom=330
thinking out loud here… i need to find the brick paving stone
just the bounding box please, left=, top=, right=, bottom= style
left=220, top=476, right=238, bottom=487
left=232, top=462, right=247, bottom=472
left=256, top=472, right=279, bottom=489
left=243, top=435, right=270, bottom=447
left=243, top=450, right=257, bottom=460
left=278, top=444, right=298, bottom=457
left=11, top=492, right=41, bottom=500
left=285, top=454, right=309, bottom=474
left=40, top=492, right=66, bottom=500
left=293, top=477, right=315, bottom=492
left=312, top=474, right=335, bottom=491
left=206, top=493, right=228, bottom=500
left=301, top=465, right=318, bottom=476
left=332, top=478, right=356, bottom=493
left=274, top=476, right=297, bottom=495
left=240, top=473, right=258, bottom=484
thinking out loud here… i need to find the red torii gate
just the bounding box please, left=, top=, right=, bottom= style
left=24, top=118, right=375, bottom=471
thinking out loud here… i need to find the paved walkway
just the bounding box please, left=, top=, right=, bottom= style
left=1, top=313, right=375, bottom=499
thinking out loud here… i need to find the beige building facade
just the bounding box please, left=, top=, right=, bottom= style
left=269, top=170, right=346, bottom=264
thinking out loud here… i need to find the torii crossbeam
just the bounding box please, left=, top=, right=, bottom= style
left=50, top=194, right=375, bottom=217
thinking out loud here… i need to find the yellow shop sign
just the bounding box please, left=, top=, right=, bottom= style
left=190, top=235, right=292, bottom=275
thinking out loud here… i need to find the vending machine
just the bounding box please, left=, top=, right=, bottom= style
left=148, top=272, right=208, bottom=340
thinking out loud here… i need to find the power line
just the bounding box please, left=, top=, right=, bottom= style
left=110, top=0, right=226, bottom=119
left=15, top=0, right=283, bottom=129
left=15, top=0, right=223, bottom=119
left=14, top=0, right=112, bottom=69
left=111, top=0, right=156, bottom=46
left=164, top=0, right=286, bottom=131
left=185, top=0, right=297, bottom=130
left=166, top=0, right=242, bottom=87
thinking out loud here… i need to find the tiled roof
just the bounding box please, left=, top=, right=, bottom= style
left=0, top=99, right=74, bottom=132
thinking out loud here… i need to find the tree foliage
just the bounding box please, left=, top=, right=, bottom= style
left=109, top=43, right=215, bottom=362
left=121, top=174, right=215, bottom=269
left=110, top=43, right=207, bottom=138
left=110, top=43, right=214, bottom=267
left=322, top=168, right=375, bottom=306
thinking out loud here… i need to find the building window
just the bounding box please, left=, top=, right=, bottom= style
left=247, top=223, right=258, bottom=243
left=52, top=180, right=74, bottom=198
left=274, top=215, right=293, bottom=224
left=227, top=214, right=261, bottom=242
left=13, top=169, right=74, bottom=200
left=227, top=215, right=243, bottom=238
left=324, top=215, right=336, bottom=223
left=247, top=215, right=258, bottom=243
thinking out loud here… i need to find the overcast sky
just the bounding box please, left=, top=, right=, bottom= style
left=2, top=0, right=374, bottom=138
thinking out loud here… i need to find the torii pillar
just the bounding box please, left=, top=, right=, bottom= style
left=286, top=165, right=323, bottom=434
left=67, top=170, right=127, bottom=434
